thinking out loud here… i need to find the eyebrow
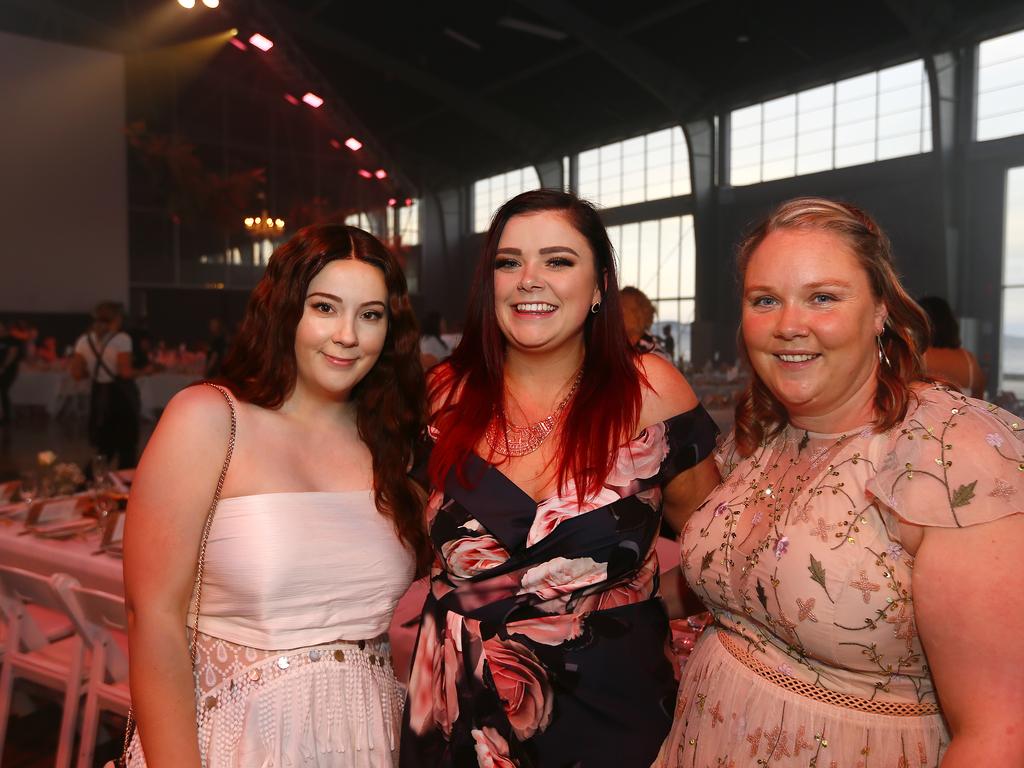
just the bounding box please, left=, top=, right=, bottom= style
left=307, top=291, right=386, bottom=308
left=495, top=246, right=581, bottom=257
left=744, top=279, right=853, bottom=294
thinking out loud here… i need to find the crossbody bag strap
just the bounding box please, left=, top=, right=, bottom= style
left=189, top=382, right=237, bottom=663
left=117, top=381, right=238, bottom=767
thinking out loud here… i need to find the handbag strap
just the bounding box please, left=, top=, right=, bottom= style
left=119, top=381, right=237, bottom=766
left=189, top=382, right=237, bottom=663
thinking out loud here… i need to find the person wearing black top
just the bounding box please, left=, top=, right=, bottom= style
left=0, top=321, right=23, bottom=425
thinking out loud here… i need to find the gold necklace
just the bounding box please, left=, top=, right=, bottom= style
left=485, top=369, right=583, bottom=457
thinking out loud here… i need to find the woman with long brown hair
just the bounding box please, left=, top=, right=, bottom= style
left=124, top=224, right=427, bottom=767
left=656, top=198, right=1024, bottom=767
left=400, top=190, right=720, bottom=767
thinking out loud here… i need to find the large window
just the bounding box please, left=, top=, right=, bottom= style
left=977, top=28, right=1024, bottom=142
left=606, top=215, right=696, bottom=361
left=730, top=60, right=932, bottom=186
left=395, top=199, right=420, bottom=246
left=473, top=166, right=541, bottom=232
left=1001, top=166, right=1024, bottom=398
left=577, top=127, right=690, bottom=209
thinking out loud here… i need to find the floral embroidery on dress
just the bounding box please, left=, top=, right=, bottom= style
left=655, top=387, right=1023, bottom=768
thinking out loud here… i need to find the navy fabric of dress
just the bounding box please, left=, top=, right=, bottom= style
left=401, top=405, right=718, bottom=767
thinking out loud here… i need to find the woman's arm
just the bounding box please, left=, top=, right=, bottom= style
left=70, top=353, right=88, bottom=381
left=911, top=515, right=1024, bottom=766
left=123, top=386, right=234, bottom=767
left=638, top=354, right=721, bottom=533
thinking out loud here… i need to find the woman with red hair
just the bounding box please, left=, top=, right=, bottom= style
left=124, top=225, right=427, bottom=767
left=656, top=198, right=1024, bottom=767
left=400, top=190, right=719, bottom=767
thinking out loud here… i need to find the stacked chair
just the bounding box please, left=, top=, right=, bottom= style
left=0, top=565, right=131, bottom=767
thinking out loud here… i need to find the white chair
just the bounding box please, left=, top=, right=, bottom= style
left=52, top=577, right=131, bottom=768
left=0, top=566, right=85, bottom=768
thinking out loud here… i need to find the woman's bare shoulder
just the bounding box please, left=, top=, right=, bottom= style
left=637, top=353, right=699, bottom=428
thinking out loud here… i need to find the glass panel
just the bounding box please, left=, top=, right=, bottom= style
left=655, top=217, right=680, bottom=302
left=618, top=223, right=641, bottom=288
left=978, top=28, right=1024, bottom=142
left=670, top=127, right=691, bottom=197
left=638, top=219, right=662, bottom=298
left=1001, top=166, right=1024, bottom=397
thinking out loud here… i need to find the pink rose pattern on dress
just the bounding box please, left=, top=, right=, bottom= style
left=518, top=556, right=608, bottom=602
left=481, top=637, right=554, bottom=740
left=471, top=727, right=517, bottom=768
left=403, top=407, right=721, bottom=767
left=441, top=534, right=511, bottom=578
left=526, top=482, right=620, bottom=546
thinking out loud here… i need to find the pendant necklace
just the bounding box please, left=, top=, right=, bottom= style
left=485, top=369, right=583, bottom=457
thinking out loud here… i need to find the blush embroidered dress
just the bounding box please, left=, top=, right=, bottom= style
left=128, top=491, right=415, bottom=768
left=655, top=387, right=1024, bottom=767
left=400, top=406, right=719, bottom=768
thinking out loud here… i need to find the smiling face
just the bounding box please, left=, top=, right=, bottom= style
left=493, top=210, right=602, bottom=355
left=742, top=228, right=887, bottom=430
left=293, top=258, right=389, bottom=402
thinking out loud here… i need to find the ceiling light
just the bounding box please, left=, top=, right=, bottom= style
left=374, top=169, right=387, bottom=179
left=283, top=93, right=300, bottom=105
left=329, top=139, right=341, bottom=150
left=202, top=0, right=219, bottom=7
left=177, top=0, right=196, bottom=8
left=229, top=37, right=247, bottom=50
left=249, top=33, right=274, bottom=52
left=357, top=169, right=373, bottom=179
left=302, top=92, right=324, bottom=108
left=344, top=137, right=363, bottom=151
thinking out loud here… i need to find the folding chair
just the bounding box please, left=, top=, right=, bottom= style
left=52, top=577, right=130, bottom=768
left=0, top=566, right=85, bottom=768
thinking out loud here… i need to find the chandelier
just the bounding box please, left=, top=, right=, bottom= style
left=244, top=211, right=285, bottom=239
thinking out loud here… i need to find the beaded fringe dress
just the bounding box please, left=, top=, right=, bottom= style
left=128, top=490, right=415, bottom=768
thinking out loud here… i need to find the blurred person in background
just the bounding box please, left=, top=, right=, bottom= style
left=621, top=285, right=670, bottom=360
left=204, top=316, right=228, bottom=378
left=0, top=320, right=23, bottom=426
left=918, top=295, right=986, bottom=398
left=71, top=302, right=140, bottom=468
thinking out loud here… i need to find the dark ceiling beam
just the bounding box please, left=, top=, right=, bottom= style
left=264, top=0, right=552, bottom=158
left=517, top=0, right=705, bottom=118
left=246, top=0, right=416, bottom=193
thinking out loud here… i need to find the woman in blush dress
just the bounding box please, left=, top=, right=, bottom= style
left=400, top=190, right=720, bottom=767
left=656, top=198, right=1024, bottom=767
left=125, top=224, right=428, bottom=767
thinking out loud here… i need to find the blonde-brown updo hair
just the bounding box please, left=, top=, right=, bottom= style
left=733, top=197, right=930, bottom=457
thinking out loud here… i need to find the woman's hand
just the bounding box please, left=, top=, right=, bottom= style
left=123, top=385, right=233, bottom=767
left=912, top=515, right=1024, bottom=766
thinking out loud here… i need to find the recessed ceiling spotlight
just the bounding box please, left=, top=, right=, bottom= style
left=249, top=33, right=274, bottom=51
left=202, top=0, right=219, bottom=7
left=302, top=92, right=324, bottom=108
left=344, top=137, right=363, bottom=152
left=177, top=0, right=196, bottom=8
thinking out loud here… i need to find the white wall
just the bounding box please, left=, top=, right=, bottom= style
left=0, top=29, right=128, bottom=313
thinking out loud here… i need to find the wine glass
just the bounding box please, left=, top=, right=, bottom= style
left=90, top=453, right=110, bottom=485
left=18, top=471, right=39, bottom=505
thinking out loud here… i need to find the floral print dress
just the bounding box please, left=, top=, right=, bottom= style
left=401, top=405, right=719, bottom=768
left=655, top=387, right=1024, bottom=768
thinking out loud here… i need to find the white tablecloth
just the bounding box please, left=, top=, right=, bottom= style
left=9, top=371, right=198, bottom=420
left=0, top=515, right=122, bottom=594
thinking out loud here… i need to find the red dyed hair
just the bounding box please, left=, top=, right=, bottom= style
left=733, top=197, right=930, bottom=457
left=429, top=190, right=644, bottom=504
left=218, top=224, right=429, bottom=571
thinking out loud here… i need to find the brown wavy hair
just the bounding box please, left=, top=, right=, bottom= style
left=218, top=224, right=429, bottom=571
left=733, top=197, right=930, bottom=457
